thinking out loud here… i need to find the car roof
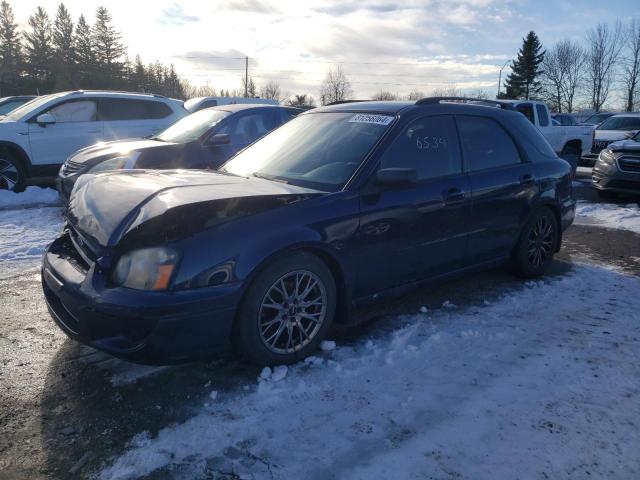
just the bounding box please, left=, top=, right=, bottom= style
left=314, top=101, right=413, bottom=114
left=609, top=113, right=640, bottom=117
left=206, top=103, right=292, bottom=113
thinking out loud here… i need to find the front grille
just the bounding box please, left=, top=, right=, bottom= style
left=67, top=227, right=97, bottom=267
left=61, top=160, right=85, bottom=176
left=618, top=156, right=640, bottom=174
left=591, top=140, right=612, bottom=154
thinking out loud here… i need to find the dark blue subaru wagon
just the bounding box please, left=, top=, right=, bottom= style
left=42, top=98, right=576, bottom=365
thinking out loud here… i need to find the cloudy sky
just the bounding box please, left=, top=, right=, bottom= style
left=13, top=0, right=638, bottom=100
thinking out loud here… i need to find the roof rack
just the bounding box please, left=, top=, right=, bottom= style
left=326, top=100, right=368, bottom=106
left=69, top=90, right=168, bottom=99
left=415, top=97, right=515, bottom=110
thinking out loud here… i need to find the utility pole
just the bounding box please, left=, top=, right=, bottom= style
left=497, top=59, right=510, bottom=99
left=244, top=56, right=248, bottom=97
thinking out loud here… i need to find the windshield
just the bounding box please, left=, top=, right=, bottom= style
left=155, top=109, right=229, bottom=143
left=597, top=116, right=640, bottom=131
left=4, top=94, right=57, bottom=120
left=221, top=112, right=394, bottom=191
left=584, top=113, right=612, bottom=124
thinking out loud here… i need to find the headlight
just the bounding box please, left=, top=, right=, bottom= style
left=113, top=247, right=178, bottom=290
left=87, top=153, right=139, bottom=174
left=598, top=149, right=615, bottom=165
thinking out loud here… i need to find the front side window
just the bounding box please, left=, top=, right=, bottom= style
left=598, top=116, right=640, bottom=131
left=222, top=112, right=394, bottom=191
left=516, top=104, right=534, bottom=124
left=155, top=109, right=229, bottom=143
left=536, top=104, right=549, bottom=126
left=457, top=115, right=522, bottom=171
left=47, top=100, right=97, bottom=123
left=378, top=115, right=461, bottom=180
left=218, top=111, right=281, bottom=145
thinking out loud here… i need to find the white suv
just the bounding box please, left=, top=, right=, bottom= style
left=0, top=90, right=187, bottom=191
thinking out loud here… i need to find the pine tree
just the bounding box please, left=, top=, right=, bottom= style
left=503, top=31, right=545, bottom=99
left=74, top=14, right=94, bottom=87
left=0, top=0, right=22, bottom=95
left=52, top=3, right=75, bottom=90
left=92, top=6, right=125, bottom=87
left=131, top=54, right=146, bottom=91
left=23, top=6, right=54, bottom=92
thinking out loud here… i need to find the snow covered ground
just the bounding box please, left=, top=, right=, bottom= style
left=575, top=201, right=640, bottom=234
left=101, top=262, right=640, bottom=480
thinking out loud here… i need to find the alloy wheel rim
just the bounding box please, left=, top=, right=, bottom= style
left=258, top=270, right=327, bottom=354
left=0, top=158, right=18, bottom=190
left=527, top=217, right=554, bottom=267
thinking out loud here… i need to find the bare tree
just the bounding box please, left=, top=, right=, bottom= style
left=260, top=80, right=281, bottom=102
left=585, top=21, right=625, bottom=111
left=430, top=85, right=462, bottom=97
left=406, top=89, right=424, bottom=100
left=286, top=93, right=315, bottom=107
left=543, top=40, right=585, bottom=112
left=319, top=65, right=353, bottom=105
left=622, top=18, right=640, bottom=112
left=371, top=90, right=397, bottom=101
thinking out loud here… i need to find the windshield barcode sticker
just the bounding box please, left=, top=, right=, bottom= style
left=349, top=114, right=394, bottom=125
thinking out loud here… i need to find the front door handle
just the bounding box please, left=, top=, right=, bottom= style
left=520, top=173, right=535, bottom=185
left=444, top=187, right=466, bottom=203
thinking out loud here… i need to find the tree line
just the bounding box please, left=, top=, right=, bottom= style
left=0, top=1, right=188, bottom=98
left=502, top=20, right=640, bottom=113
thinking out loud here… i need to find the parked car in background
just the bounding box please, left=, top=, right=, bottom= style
left=580, top=113, right=640, bottom=166
left=551, top=113, right=578, bottom=126
left=592, top=130, right=640, bottom=198
left=56, top=104, right=301, bottom=200
left=581, top=112, right=619, bottom=127
left=501, top=100, right=592, bottom=173
left=184, top=96, right=278, bottom=112
left=0, top=95, right=36, bottom=116
left=42, top=98, right=575, bottom=365
left=0, top=90, right=186, bottom=191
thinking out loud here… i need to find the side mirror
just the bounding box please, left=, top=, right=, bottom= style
left=374, top=168, right=418, bottom=189
left=208, top=133, right=230, bottom=146
left=36, top=113, right=56, bottom=126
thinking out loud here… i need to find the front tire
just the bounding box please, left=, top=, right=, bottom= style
left=513, top=208, right=558, bottom=278
left=0, top=154, right=26, bottom=192
left=233, top=252, right=336, bottom=365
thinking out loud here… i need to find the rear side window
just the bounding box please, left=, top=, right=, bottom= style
left=99, top=99, right=173, bottom=121
left=536, top=104, right=549, bottom=126
left=516, top=104, right=534, bottom=124
left=456, top=116, right=521, bottom=171
left=379, top=115, right=462, bottom=180
left=0, top=100, right=25, bottom=115
left=218, top=110, right=281, bottom=145
left=509, top=115, right=557, bottom=159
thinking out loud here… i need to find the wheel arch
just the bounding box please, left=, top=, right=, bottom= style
left=561, top=139, right=581, bottom=154
left=0, top=141, right=31, bottom=173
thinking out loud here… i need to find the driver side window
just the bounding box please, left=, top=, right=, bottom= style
left=47, top=100, right=97, bottom=123
left=378, top=115, right=462, bottom=180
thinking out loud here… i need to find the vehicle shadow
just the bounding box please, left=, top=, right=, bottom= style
left=38, top=260, right=575, bottom=479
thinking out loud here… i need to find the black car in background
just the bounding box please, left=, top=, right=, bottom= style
left=592, top=130, right=640, bottom=198
left=42, top=98, right=575, bottom=366
left=0, top=95, right=36, bottom=115
left=56, top=104, right=300, bottom=200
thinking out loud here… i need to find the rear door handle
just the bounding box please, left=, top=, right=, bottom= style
left=444, top=187, right=466, bottom=203
left=520, top=173, right=535, bottom=185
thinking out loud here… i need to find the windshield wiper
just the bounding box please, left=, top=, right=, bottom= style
left=252, top=172, right=289, bottom=184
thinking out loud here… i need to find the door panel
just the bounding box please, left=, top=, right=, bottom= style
left=356, top=114, right=471, bottom=298
left=27, top=99, right=103, bottom=166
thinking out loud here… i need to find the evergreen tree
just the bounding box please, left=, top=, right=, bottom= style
left=0, top=0, right=22, bottom=95
left=23, top=6, right=54, bottom=92
left=92, top=6, right=125, bottom=87
left=74, top=14, right=94, bottom=87
left=52, top=3, right=75, bottom=90
left=503, top=31, right=545, bottom=99
left=131, top=54, right=146, bottom=91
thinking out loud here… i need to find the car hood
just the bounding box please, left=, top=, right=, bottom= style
left=69, top=138, right=178, bottom=165
left=67, top=170, right=322, bottom=249
left=594, top=130, right=637, bottom=141
left=607, top=139, right=640, bottom=152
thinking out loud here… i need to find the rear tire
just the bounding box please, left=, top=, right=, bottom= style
left=0, top=153, right=26, bottom=192
left=512, top=208, right=558, bottom=278
left=233, top=252, right=336, bottom=366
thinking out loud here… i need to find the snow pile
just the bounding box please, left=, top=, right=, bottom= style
left=0, top=186, right=60, bottom=208
left=575, top=200, right=640, bottom=234
left=0, top=206, right=63, bottom=279
left=100, top=262, right=640, bottom=480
